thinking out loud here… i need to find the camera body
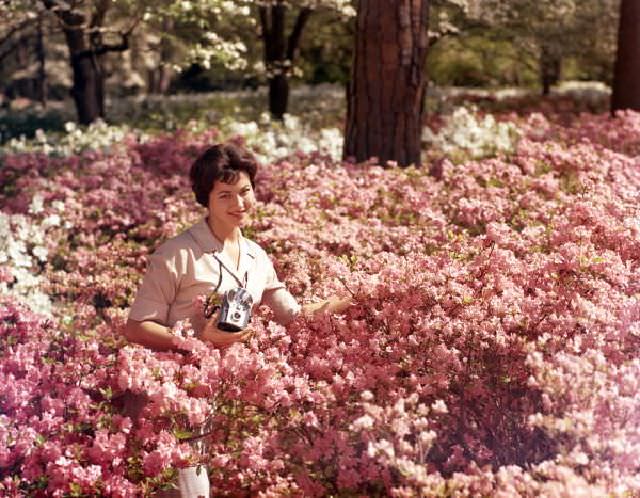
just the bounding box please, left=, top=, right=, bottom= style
left=217, top=287, right=253, bottom=332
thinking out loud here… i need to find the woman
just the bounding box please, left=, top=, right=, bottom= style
left=124, top=143, right=349, bottom=496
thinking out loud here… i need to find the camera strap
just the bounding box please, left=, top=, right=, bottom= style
left=210, top=253, right=248, bottom=291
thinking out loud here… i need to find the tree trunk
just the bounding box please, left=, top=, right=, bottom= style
left=261, top=2, right=287, bottom=119
left=43, top=0, right=128, bottom=123
left=64, top=26, right=104, bottom=124
left=149, top=18, right=174, bottom=94
left=71, top=60, right=103, bottom=124
left=611, top=0, right=640, bottom=112
left=149, top=64, right=173, bottom=94
left=53, top=7, right=104, bottom=125
left=269, top=74, right=289, bottom=118
left=344, top=0, right=430, bottom=167
left=540, top=46, right=561, bottom=96
left=259, top=3, right=311, bottom=119
left=35, top=17, right=47, bottom=107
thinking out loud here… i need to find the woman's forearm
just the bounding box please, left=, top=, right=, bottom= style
left=301, top=300, right=329, bottom=316
left=124, top=316, right=252, bottom=351
left=123, top=319, right=179, bottom=351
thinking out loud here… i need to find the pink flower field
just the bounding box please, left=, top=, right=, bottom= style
left=1, top=110, right=639, bottom=496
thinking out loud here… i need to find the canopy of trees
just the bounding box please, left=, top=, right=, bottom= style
left=2, top=0, right=638, bottom=163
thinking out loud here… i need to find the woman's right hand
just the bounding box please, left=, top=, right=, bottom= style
left=200, top=310, right=253, bottom=346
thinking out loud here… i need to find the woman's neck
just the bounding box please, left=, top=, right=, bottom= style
left=207, top=218, right=241, bottom=245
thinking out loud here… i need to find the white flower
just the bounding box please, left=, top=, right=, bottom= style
left=0, top=211, right=53, bottom=315
left=33, top=245, right=48, bottom=261
left=283, top=114, right=299, bottom=131
left=423, top=106, right=520, bottom=159
left=42, top=214, right=61, bottom=228
left=431, top=399, right=448, bottom=414
left=367, top=439, right=395, bottom=459
left=29, top=194, right=44, bottom=214
left=350, top=414, right=374, bottom=431
left=34, top=129, right=47, bottom=143
left=361, top=390, right=374, bottom=401
left=418, top=430, right=437, bottom=446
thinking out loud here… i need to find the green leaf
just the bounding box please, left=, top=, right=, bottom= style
left=99, top=387, right=113, bottom=400
left=173, top=429, right=194, bottom=440
left=68, top=482, right=82, bottom=496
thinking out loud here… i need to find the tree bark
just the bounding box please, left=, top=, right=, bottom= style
left=63, top=19, right=104, bottom=125
left=149, top=18, right=174, bottom=94
left=269, top=74, right=289, bottom=118
left=89, top=0, right=112, bottom=118
left=35, top=16, right=47, bottom=107
left=539, top=45, right=560, bottom=96
left=611, top=0, right=640, bottom=112
left=259, top=2, right=312, bottom=119
left=45, top=3, right=105, bottom=124
left=43, top=0, right=129, bottom=124
left=151, top=64, right=173, bottom=95
left=344, top=0, right=430, bottom=167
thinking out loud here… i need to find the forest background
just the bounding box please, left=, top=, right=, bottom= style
left=0, top=0, right=631, bottom=142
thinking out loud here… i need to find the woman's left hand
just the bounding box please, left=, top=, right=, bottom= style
left=322, top=296, right=353, bottom=314
left=302, top=296, right=353, bottom=317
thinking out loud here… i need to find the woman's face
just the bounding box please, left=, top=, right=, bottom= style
left=207, top=171, right=256, bottom=230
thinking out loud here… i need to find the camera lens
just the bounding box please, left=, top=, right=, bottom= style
left=233, top=312, right=241, bottom=319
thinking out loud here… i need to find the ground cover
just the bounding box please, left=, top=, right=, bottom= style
left=0, top=101, right=639, bottom=496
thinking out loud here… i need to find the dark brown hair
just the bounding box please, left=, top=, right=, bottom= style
left=190, top=144, right=258, bottom=208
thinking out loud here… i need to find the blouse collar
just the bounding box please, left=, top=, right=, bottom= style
left=188, top=218, right=258, bottom=272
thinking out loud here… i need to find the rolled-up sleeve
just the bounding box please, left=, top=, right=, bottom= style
left=128, top=251, right=178, bottom=325
left=261, top=258, right=301, bottom=324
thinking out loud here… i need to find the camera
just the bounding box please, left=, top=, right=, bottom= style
left=217, top=287, right=253, bottom=332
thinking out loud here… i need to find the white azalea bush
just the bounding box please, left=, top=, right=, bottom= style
left=423, top=106, right=521, bottom=161
left=220, top=112, right=343, bottom=162
left=0, top=198, right=56, bottom=315
left=1, top=107, right=342, bottom=164
left=3, top=121, right=148, bottom=157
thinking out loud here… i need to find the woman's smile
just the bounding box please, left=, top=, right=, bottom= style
left=229, top=210, right=248, bottom=220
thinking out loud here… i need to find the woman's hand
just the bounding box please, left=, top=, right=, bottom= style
left=200, top=310, right=253, bottom=346
left=302, top=295, right=353, bottom=318
left=322, top=296, right=353, bottom=314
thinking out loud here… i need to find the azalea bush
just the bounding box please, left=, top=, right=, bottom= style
left=0, top=84, right=347, bottom=146
left=421, top=106, right=521, bottom=161
left=2, top=111, right=343, bottom=166
left=0, top=107, right=639, bottom=496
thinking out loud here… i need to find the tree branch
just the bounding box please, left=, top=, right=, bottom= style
left=90, top=0, right=112, bottom=29
left=258, top=5, right=270, bottom=40
left=0, top=15, right=39, bottom=47
left=0, top=37, right=31, bottom=66
left=286, top=7, right=312, bottom=61
left=41, top=0, right=89, bottom=33
left=72, top=31, right=129, bottom=60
